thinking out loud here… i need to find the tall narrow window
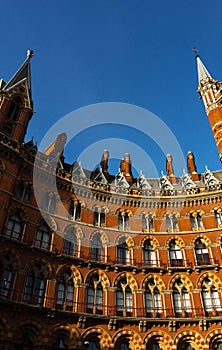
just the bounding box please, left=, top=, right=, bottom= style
left=90, top=233, right=102, bottom=261
left=53, top=336, right=68, bottom=349
left=118, top=212, right=129, bottom=231
left=116, top=277, right=132, bottom=316
left=202, top=278, right=222, bottom=316
left=56, top=270, right=74, bottom=311
left=173, top=279, right=191, bottom=316
left=215, top=210, right=222, bottom=226
left=143, top=240, right=157, bottom=267
left=94, top=208, right=106, bottom=226
left=16, top=181, right=31, bottom=201
left=190, top=213, right=203, bottom=230
left=145, top=279, right=162, bottom=316
left=195, top=239, right=210, bottom=265
left=63, top=227, right=76, bottom=256
left=169, top=240, right=183, bottom=267
left=86, top=274, right=103, bottom=314
left=8, top=98, right=21, bottom=121
left=166, top=214, right=178, bottom=231
left=117, top=237, right=129, bottom=265
left=0, top=255, right=14, bottom=300
left=69, top=200, right=81, bottom=220
left=5, top=213, right=23, bottom=240
left=35, top=225, right=50, bottom=250
left=23, top=264, right=45, bottom=306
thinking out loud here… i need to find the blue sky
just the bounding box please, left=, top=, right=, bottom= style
left=1, top=0, right=222, bottom=177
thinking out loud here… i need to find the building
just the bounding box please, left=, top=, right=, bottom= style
left=0, top=51, right=222, bottom=350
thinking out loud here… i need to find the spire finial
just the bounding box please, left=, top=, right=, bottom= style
left=27, top=50, right=34, bottom=59
left=192, top=47, right=199, bottom=57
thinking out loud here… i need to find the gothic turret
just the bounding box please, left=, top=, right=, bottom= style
left=195, top=51, right=222, bottom=162
left=0, top=50, right=34, bottom=142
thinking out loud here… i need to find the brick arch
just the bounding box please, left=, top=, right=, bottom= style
left=169, top=274, right=194, bottom=292
left=24, top=258, right=52, bottom=278
left=7, top=205, right=29, bottom=222
left=115, top=233, right=130, bottom=245
left=197, top=271, right=222, bottom=290
left=62, top=223, right=84, bottom=240
left=82, top=327, right=112, bottom=350
left=206, top=329, right=222, bottom=348
left=144, top=330, right=174, bottom=350
left=165, top=236, right=185, bottom=248
left=191, top=234, right=212, bottom=247
left=113, top=272, right=138, bottom=291
left=140, top=236, right=160, bottom=249
left=163, top=211, right=180, bottom=218
left=92, top=204, right=109, bottom=214
left=189, top=209, right=205, bottom=216
left=34, top=215, right=58, bottom=232
left=12, top=320, right=43, bottom=344
left=84, top=269, right=110, bottom=288
left=55, top=264, right=82, bottom=285
left=174, top=330, right=205, bottom=350
left=142, top=274, right=166, bottom=292
left=115, top=208, right=133, bottom=217
left=0, top=248, right=21, bottom=270
left=47, top=325, right=81, bottom=349
left=113, top=329, right=143, bottom=349
left=89, top=229, right=109, bottom=245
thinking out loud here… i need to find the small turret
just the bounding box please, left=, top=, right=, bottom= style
left=187, top=151, right=199, bottom=181
left=166, top=154, right=176, bottom=184
left=100, top=149, right=109, bottom=179
left=120, top=153, right=133, bottom=184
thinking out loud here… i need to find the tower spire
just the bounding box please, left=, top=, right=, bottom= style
left=192, top=48, right=213, bottom=84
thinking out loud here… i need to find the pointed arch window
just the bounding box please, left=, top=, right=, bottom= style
left=117, top=237, right=129, bottom=265
left=7, top=97, right=21, bottom=121
left=118, top=212, right=129, bottom=231
left=169, top=240, right=183, bottom=267
left=145, top=279, right=162, bottom=317
left=69, top=200, right=81, bottom=220
left=63, top=227, right=77, bottom=256
left=178, top=341, right=195, bottom=350
left=5, top=213, right=24, bottom=240
left=53, top=335, right=68, bottom=349
left=56, top=270, right=74, bottom=311
left=16, top=333, right=34, bottom=350
left=142, top=214, right=154, bottom=232
left=0, top=254, right=14, bottom=300
left=86, top=274, right=103, bottom=314
left=85, top=341, right=101, bottom=350
left=202, top=277, right=222, bottom=316
left=143, top=239, right=158, bottom=267
left=190, top=212, right=203, bottom=230
left=23, top=264, right=45, bottom=306
left=117, top=341, right=130, bottom=350
left=94, top=208, right=106, bottom=226
left=90, top=233, right=102, bottom=261
left=116, top=277, right=132, bottom=316
left=195, top=238, right=210, bottom=265
left=146, top=341, right=162, bottom=350
left=16, top=181, right=31, bottom=201
left=35, top=224, right=51, bottom=250
left=173, top=278, right=191, bottom=316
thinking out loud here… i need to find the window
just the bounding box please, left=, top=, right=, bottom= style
left=86, top=274, right=103, bottom=314
left=169, top=240, right=183, bottom=267
left=16, top=181, right=31, bottom=201
left=35, top=225, right=50, bottom=249
left=56, top=270, right=74, bottom=311
left=43, top=193, right=56, bottom=213
left=8, top=98, right=21, bottom=121
left=215, top=210, right=222, bottom=226
left=53, top=335, right=69, bottom=349
left=16, top=333, right=34, bottom=350
left=202, top=277, right=222, bottom=316
left=90, top=233, right=102, bottom=261
left=94, top=208, right=106, bottom=226
left=117, top=237, right=129, bottom=265
left=118, top=212, right=129, bottom=231
left=190, top=213, right=203, bottom=230
left=143, top=240, right=158, bottom=267
left=145, top=279, right=162, bottom=317
left=84, top=340, right=100, bottom=350
left=116, top=277, right=132, bottom=316
left=5, top=213, right=23, bottom=240
left=177, top=341, right=195, bottom=350
left=23, top=264, right=45, bottom=306
left=173, top=279, right=191, bottom=316
left=0, top=255, right=14, bottom=300
left=69, top=200, right=81, bottom=220
left=166, top=214, right=178, bottom=231
left=146, top=342, right=162, bottom=350
left=195, top=238, right=210, bottom=265
left=142, top=214, right=154, bottom=232
left=63, top=227, right=77, bottom=256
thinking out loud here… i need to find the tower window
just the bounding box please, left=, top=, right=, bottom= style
left=7, top=98, right=21, bottom=121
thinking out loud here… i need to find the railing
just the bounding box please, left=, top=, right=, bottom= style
left=1, top=288, right=222, bottom=319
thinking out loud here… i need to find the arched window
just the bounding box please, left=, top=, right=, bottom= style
left=23, top=264, right=46, bottom=306
left=117, top=341, right=130, bottom=350
left=118, top=212, right=129, bottom=231
left=84, top=340, right=100, bottom=350
left=190, top=213, right=203, bottom=230
left=0, top=254, right=14, bottom=300
left=16, top=181, right=31, bottom=201
left=195, top=238, right=210, bottom=265
left=116, top=277, right=132, bottom=316
left=177, top=340, right=195, bottom=350
left=143, top=239, right=158, bottom=267
left=202, top=277, right=222, bottom=316
left=142, top=214, right=154, bottom=232
left=63, top=227, right=77, bottom=256
left=16, top=332, right=34, bottom=350
left=7, top=98, right=21, bottom=121
left=86, top=274, right=103, bottom=314
left=166, top=214, right=178, bottom=231
left=173, top=278, right=191, bottom=316
left=56, top=270, right=74, bottom=311
left=117, top=237, right=129, bottom=265
left=69, top=200, right=81, bottom=220
left=35, top=224, right=51, bottom=250
left=90, top=233, right=102, bottom=261
left=5, top=213, right=23, bottom=240
left=53, top=335, right=69, bottom=349
left=211, top=339, right=222, bottom=350
left=146, top=341, right=162, bottom=350
left=169, top=240, right=183, bottom=267
left=94, top=208, right=106, bottom=226
left=145, top=279, right=162, bottom=317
